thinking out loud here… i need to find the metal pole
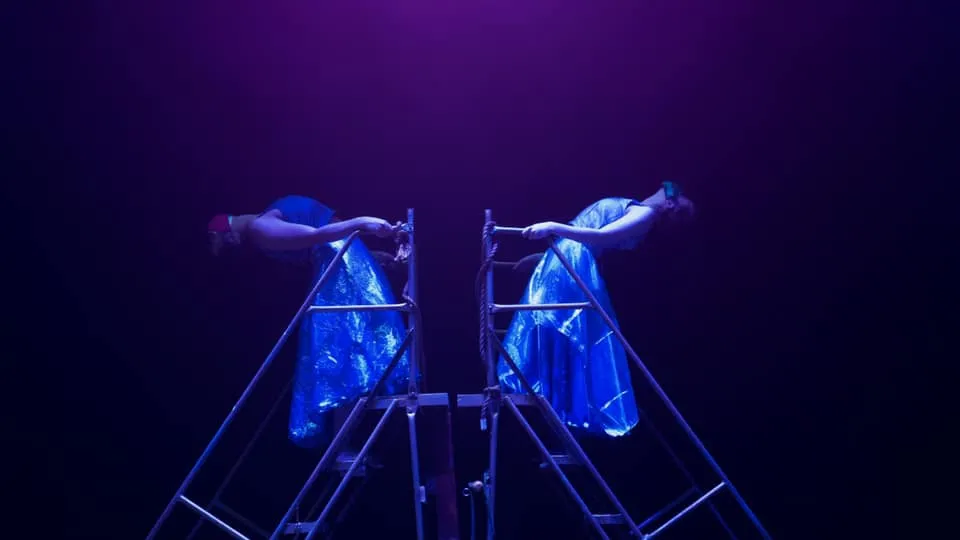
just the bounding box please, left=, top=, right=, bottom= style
left=639, top=413, right=737, bottom=538
left=490, top=337, right=641, bottom=536
left=546, top=239, right=771, bottom=540
left=483, top=209, right=499, bottom=540
left=269, top=397, right=369, bottom=539
left=407, top=207, right=419, bottom=391
left=178, top=495, right=250, bottom=540
left=186, top=378, right=294, bottom=540
left=282, top=330, right=415, bottom=537
left=304, top=400, right=401, bottom=540
left=405, top=207, right=425, bottom=540
left=269, top=322, right=414, bottom=539
left=502, top=398, right=609, bottom=540
left=146, top=232, right=360, bottom=540
left=637, top=487, right=698, bottom=530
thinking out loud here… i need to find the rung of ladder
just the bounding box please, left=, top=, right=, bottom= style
left=367, top=392, right=449, bottom=410
left=284, top=521, right=318, bottom=535
left=647, top=482, right=727, bottom=539
left=307, top=303, right=408, bottom=314
left=334, top=453, right=367, bottom=476
left=593, top=514, right=626, bottom=525
left=178, top=495, right=249, bottom=540
left=211, top=500, right=270, bottom=538
left=539, top=454, right=576, bottom=467
left=334, top=452, right=387, bottom=476
left=456, top=393, right=537, bottom=408
left=637, top=487, right=698, bottom=530
left=492, top=302, right=592, bottom=313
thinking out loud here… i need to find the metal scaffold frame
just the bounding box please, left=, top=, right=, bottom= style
left=146, top=208, right=442, bottom=540
left=461, top=208, right=771, bottom=539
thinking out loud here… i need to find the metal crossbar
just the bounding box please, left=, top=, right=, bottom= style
left=461, top=208, right=771, bottom=539
left=147, top=208, right=437, bottom=540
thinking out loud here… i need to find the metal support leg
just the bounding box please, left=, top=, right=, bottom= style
left=269, top=325, right=415, bottom=538
left=404, top=207, right=426, bottom=540
left=547, top=239, right=771, bottom=540
left=186, top=379, right=294, bottom=540
left=640, top=414, right=737, bottom=538
left=152, top=210, right=439, bottom=540
left=179, top=495, right=250, bottom=540
left=489, top=336, right=641, bottom=536
left=407, top=409, right=425, bottom=540
left=303, top=400, right=400, bottom=540
left=503, top=398, right=609, bottom=540
left=269, top=397, right=370, bottom=539
left=475, top=217, right=769, bottom=539
left=210, top=500, right=272, bottom=538
left=637, top=488, right=698, bottom=530
left=485, top=407, right=499, bottom=540
left=147, top=233, right=360, bottom=540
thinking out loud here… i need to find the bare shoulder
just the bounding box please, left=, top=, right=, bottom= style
left=609, top=204, right=655, bottom=237
left=249, top=210, right=283, bottom=227
left=260, top=208, right=284, bottom=220
left=624, top=204, right=655, bottom=220
left=245, top=210, right=284, bottom=239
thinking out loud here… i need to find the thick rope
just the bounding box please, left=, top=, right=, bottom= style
left=477, top=221, right=500, bottom=428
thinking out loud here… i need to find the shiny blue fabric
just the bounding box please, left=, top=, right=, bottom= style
left=499, top=197, right=642, bottom=437
left=261, top=196, right=409, bottom=448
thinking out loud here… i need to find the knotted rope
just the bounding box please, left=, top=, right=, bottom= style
left=477, top=221, right=501, bottom=429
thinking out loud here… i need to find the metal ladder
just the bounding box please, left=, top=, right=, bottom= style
left=146, top=209, right=438, bottom=540
left=465, top=209, right=772, bottom=539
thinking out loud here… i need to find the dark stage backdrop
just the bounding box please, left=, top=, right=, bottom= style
left=4, top=1, right=951, bottom=538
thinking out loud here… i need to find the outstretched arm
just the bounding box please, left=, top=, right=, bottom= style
left=246, top=213, right=394, bottom=251
left=523, top=205, right=656, bottom=249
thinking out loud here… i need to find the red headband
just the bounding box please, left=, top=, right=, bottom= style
left=208, top=214, right=231, bottom=233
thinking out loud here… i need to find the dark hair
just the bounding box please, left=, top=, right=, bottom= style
left=641, top=188, right=695, bottom=224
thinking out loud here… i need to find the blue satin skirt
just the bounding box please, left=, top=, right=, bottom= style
left=498, top=239, right=639, bottom=437
left=289, top=238, right=410, bottom=448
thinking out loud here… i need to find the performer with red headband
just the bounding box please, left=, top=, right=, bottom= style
left=207, top=204, right=395, bottom=257
left=208, top=195, right=406, bottom=449
left=500, top=183, right=695, bottom=438
left=208, top=195, right=458, bottom=539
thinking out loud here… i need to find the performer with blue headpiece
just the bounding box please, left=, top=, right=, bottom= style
left=207, top=195, right=408, bottom=448
left=500, top=183, right=695, bottom=438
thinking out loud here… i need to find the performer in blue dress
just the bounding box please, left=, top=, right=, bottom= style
left=207, top=195, right=408, bottom=448
left=208, top=196, right=460, bottom=538
left=499, top=183, right=695, bottom=437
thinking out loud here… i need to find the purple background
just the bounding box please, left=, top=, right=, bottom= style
left=5, top=0, right=951, bottom=538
